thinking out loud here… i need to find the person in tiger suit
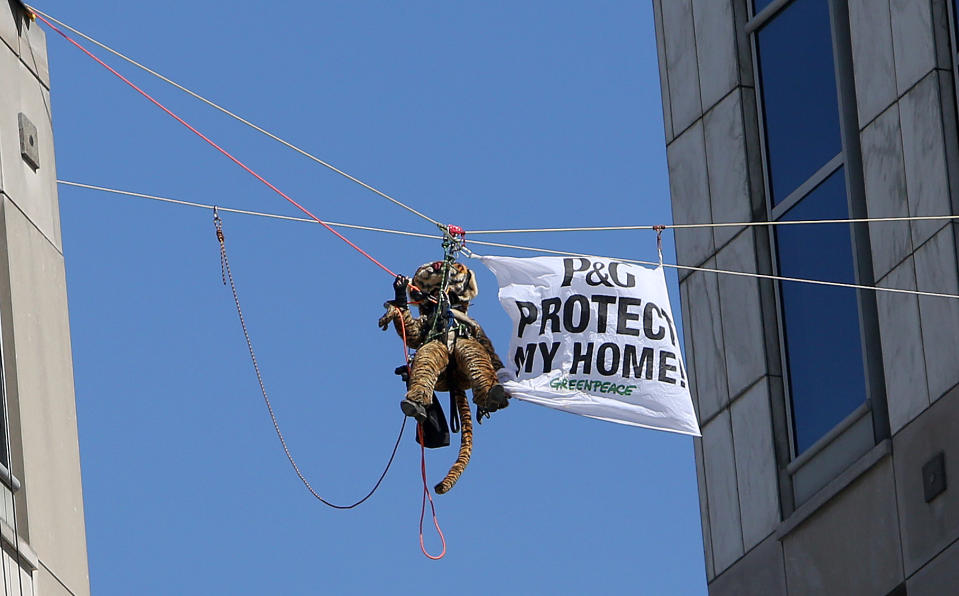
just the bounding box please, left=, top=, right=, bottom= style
left=378, top=260, right=510, bottom=422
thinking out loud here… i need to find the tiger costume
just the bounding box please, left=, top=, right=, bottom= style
left=378, top=260, right=509, bottom=493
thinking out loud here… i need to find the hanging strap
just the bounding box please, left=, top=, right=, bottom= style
left=448, top=393, right=461, bottom=434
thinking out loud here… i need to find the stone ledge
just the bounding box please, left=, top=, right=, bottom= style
left=776, top=438, right=891, bottom=539
left=0, top=518, right=37, bottom=571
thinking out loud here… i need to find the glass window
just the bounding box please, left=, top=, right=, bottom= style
left=753, top=0, right=776, bottom=14
left=775, top=168, right=867, bottom=452
left=756, top=0, right=842, bottom=204
left=0, top=342, right=6, bottom=470
left=0, top=397, right=6, bottom=469
left=754, top=0, right=872, bottom=457
left=0, top=322, right=11, bottom=520
left=954, top=0, right=959, bottom=42
left=951, top=1, right=959, bottom=88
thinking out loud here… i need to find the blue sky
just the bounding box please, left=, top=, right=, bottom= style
left=39, top=1, right=706, bottom=593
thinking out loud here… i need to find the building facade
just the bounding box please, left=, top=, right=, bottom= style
left=654, top=0, right=959, bottom=594
left=0, top=2, right=90, bottom=595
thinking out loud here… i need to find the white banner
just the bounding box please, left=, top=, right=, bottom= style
left=480, top=255, right=700, bottom=436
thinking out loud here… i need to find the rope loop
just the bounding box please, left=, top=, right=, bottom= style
left=418, top=423, right=447, bottom=560
left=213, top=210, right=406, bottom=510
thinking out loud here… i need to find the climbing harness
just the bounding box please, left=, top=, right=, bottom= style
left=414, top=225, right=472, bottom=558
left=425, top=225, right=469, bottom=345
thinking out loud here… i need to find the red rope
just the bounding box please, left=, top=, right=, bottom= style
left=418, top=424, right=447, bottom=560
left=39, top=11, right=447, bottom=557
left=398, top=316, right=447, bottom=560
left=398, top=314, right=411, bottom=364
left=34, top=12, right=397, bottom=278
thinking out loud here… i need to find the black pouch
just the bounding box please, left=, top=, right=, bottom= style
left=395, top=365, right=450, bottom=449
left=417, top=398, right=451, bottom=449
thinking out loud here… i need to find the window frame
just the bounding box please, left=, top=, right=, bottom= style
left=0, top=296, right=19, bottom=497
left=951, top=0, right=959, bottom=60
left=948, top=0, right=959, bottom=120
left=0, top=263, right=21, bottom=510
left=747, top=0, right=889, bottom=507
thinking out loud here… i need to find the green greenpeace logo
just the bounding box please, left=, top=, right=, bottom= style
left=549, top=377, right=636, bottom=396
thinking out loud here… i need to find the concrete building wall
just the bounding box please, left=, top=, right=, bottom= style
left=0, top=2, right=90, bottom=595
left=654, top=1, right=959, bottom=594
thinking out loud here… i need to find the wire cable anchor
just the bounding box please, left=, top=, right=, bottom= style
left=653, top=225, right=666, bottom=268
left=214, top=206, right=227, bottom=285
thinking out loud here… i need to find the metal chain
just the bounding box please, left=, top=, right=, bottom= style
left=214, top=212, right=406, bottom=509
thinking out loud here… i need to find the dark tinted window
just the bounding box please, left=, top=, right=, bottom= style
left=753, top=0, right=776, bottom=14
left=775, top=168, right=867, bottom=453
left=757, top=0, right=842, bottom=204
left=954, top=0, right=959, bottom=42
left=0, top=408, right=6, bottom=468
left=0, top=358, right=5, bottom=468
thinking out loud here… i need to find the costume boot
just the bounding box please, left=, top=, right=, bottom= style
left=453, top=338, right=509, bottom=414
